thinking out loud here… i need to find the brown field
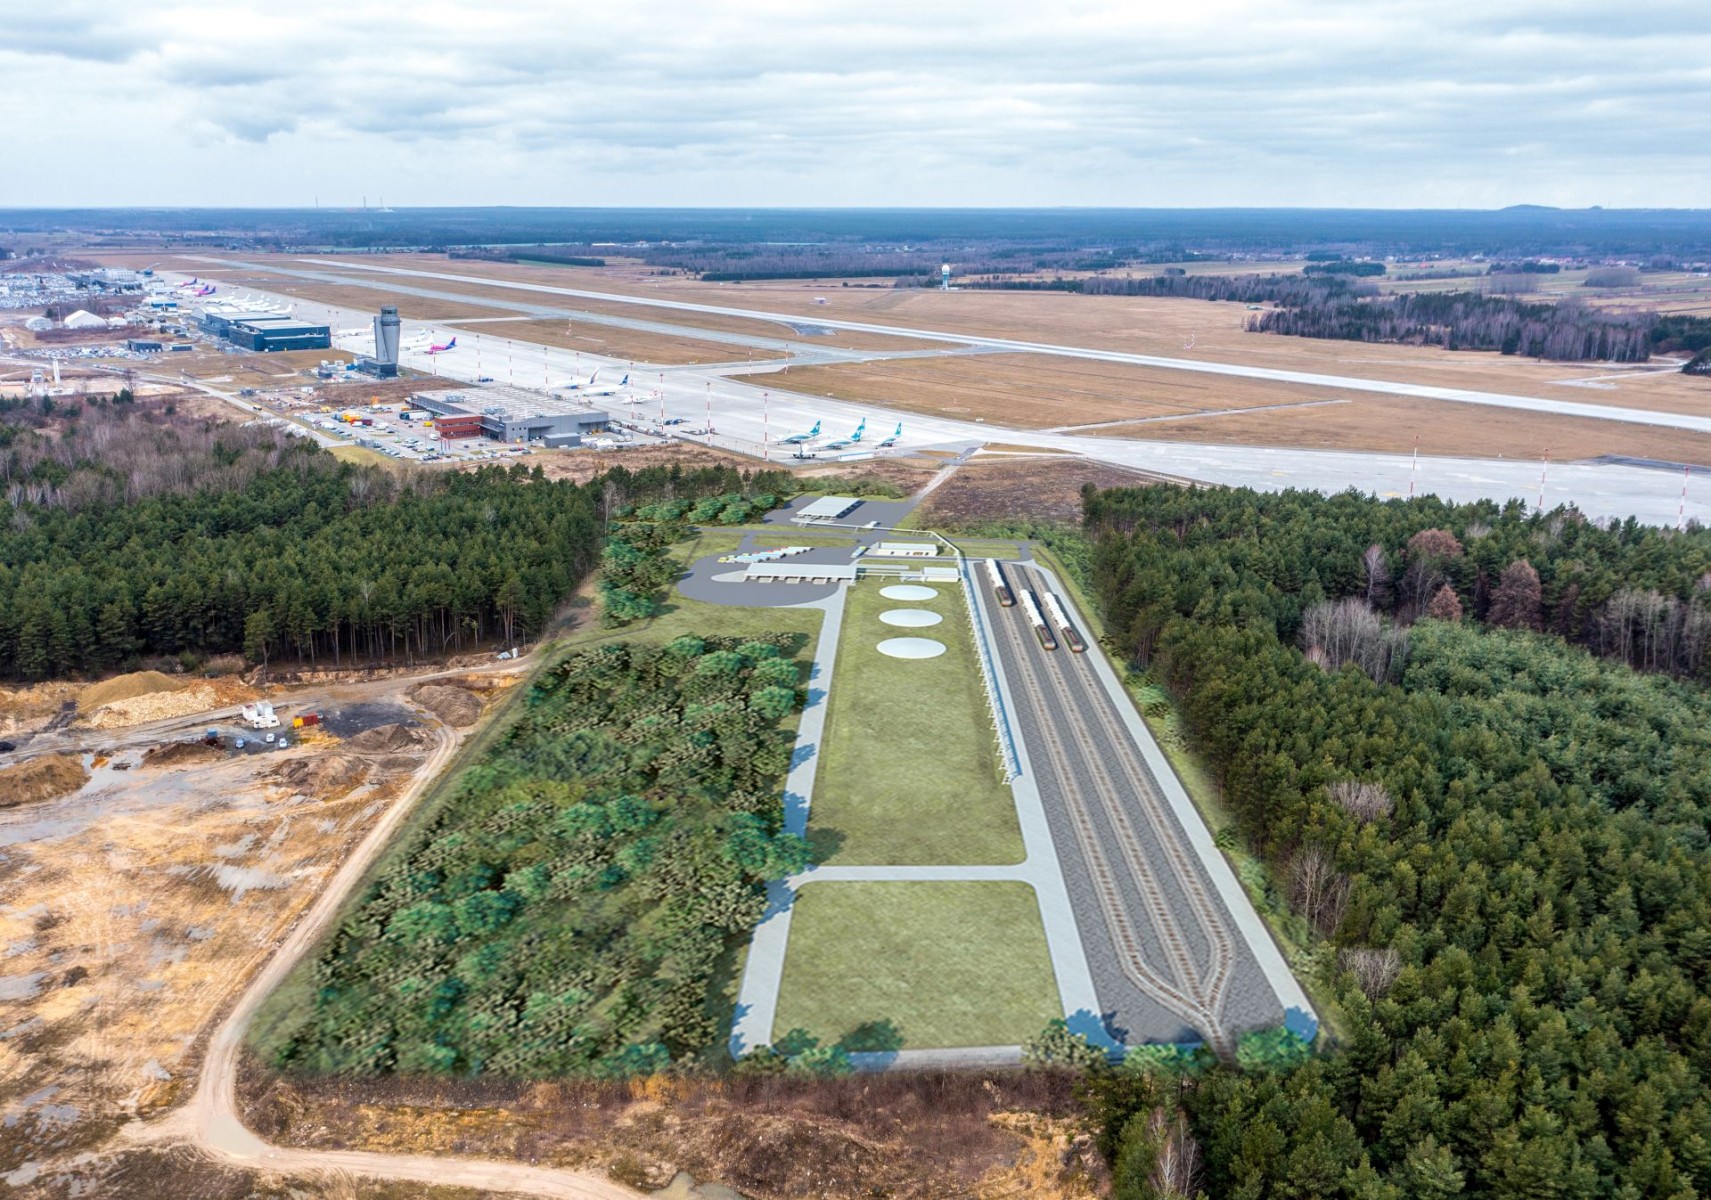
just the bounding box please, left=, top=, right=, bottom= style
left=915, top=457, right=1168, bottom=528
left=1099, top=392, right=1711, bottom=465
left=440, top=317, right=785, bottom=366
left=237, top=1067, right=1096, bottom=1200
left=734, top=353, right=1376, bottom=429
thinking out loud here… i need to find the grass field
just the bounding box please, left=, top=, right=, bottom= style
left=942, top=538, right=1028, bottom=559
left=810, top=577, right=1023, bottom=865
left=771, top=881, right=1060, bottom=1049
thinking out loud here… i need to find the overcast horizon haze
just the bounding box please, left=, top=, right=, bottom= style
left=3, top=0, right=1707, bottom=210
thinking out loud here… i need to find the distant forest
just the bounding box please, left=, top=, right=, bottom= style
left=9, top=205, right=1711, bottom=260
left=980, top=272, right=1711, bottom=362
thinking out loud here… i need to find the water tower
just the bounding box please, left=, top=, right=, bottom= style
left=940, top=264, right=952, bottom=290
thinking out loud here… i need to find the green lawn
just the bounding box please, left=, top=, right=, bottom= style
left=944, top=538, right=1027, bottom=560
left=772, top=881, right=1060, bottom=1049
left=810, top=578, right=1023, bottom=865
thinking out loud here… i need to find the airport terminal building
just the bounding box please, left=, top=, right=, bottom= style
left=411, top=385, right=612, bottom=447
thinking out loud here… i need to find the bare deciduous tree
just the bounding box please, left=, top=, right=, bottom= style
left=1147, top=1106, right=1203, bottom=1199
left=1487, top=559, right=1543, bottom=631
left=1289, top=843, right=1350, bottom=937
left=1301, top=598, right=1409, bottom=684
left=1340, top=946, right=1403, bottom=999
left=1363, top=544, right=1392, bottom=608
left=1328, top=779, right=1394, bottom=823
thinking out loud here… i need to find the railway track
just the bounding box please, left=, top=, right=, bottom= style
left=985, top=565, right=1236, bottom=1054
left=1015, top=566, right=1238, bottom=1028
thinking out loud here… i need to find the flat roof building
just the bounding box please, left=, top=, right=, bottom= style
left=411, top=385, right=611, bottom=445
left=793, top=495, right=863, bottom=524
left=200, top=311, right=331, bottom=352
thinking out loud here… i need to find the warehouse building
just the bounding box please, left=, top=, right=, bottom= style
left=792, top=495, right=864, bottom=524
left=199, top=311, right=331, bottom=352
left=411, top=385, right=611, bottom=446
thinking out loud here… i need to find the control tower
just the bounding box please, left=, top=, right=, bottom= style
left=354, top=305, right=402, bottom=378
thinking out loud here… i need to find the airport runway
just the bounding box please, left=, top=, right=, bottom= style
left=308, top=256, right=1711, bottom=435
left=172, top=268, right=1711, bottom=527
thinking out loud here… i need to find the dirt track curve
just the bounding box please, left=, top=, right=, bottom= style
left=133, top=715, right=643, bottom=1198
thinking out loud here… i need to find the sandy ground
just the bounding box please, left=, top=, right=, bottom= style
left=0, top=674, right=505, bottom=1187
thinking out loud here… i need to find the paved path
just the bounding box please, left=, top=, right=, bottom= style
left=728, top=589, right=846, bottom=1057
left=727, top=566, right=1104, bottom=1060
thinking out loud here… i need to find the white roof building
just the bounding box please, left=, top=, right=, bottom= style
left=62, top=309, right=106, bottom=329
left=793, top=495, right=863, bottom=524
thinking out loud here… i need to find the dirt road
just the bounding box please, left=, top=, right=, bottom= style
left=130, top=708, right=641, bottom=1199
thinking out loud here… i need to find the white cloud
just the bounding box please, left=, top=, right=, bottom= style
left=0, top=0, right=1705, bottom=205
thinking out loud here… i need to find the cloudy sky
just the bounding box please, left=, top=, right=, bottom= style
left=2, top=0, right=1707, bottom=208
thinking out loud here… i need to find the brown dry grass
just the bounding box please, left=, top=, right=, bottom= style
left=521, top=440, right=759, bottom=484
left=737, top=353, right=1374, bottom=429
left=238, top=1067, right=1094, bottom=1200
left=916, top=457, right=1164, bottom=529
left=198, top=254, right=938, bottom=352
left=441, top=317, right=785, bottom=366
left=1099, top=392, right=1711, bottom=465
left=0, top=754, right=89, bottom=808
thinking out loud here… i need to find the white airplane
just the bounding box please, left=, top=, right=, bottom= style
left=876, top=422, right=903, bottom=447
left=823, top=418, right=866, bottom=450
left=779, top=420, right=821, bottom=445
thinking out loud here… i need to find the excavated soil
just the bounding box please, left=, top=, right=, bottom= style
left=410, top=684, right=484, bottom=728
left=267, top=754, right=372, bottom=800
left=142, top=740, right=225, bottom=768
left=81, top=679, right=262, bottom=730
left=344, top=723, right=429, bottom=754
left=77, top=671, right=186, bottom=712
left=0, top=754, right=90, bottom=808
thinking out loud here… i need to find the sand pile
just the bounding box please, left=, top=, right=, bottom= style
left=82, top=678, right=260, bottom=730
left=0, top=755, right=89, bottom=808
left=78, top=671, right=186, bottom=711
left=345, top=723, right=427, bottom=753
left=269, top=755, right=371, bottom=800
left=411, top=684, right=484, bottom=728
